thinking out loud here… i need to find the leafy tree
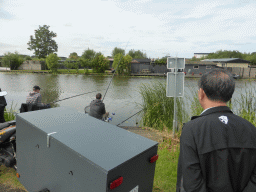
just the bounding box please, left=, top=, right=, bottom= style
left=112, top=54, right=132, bottom=75
left=73, top=61, right=79, bottom=73
left=95, top=52, right=102, bottom=58
left=69, top=52, right=79, bottom=60
left=206, top=50, right=244, bottom=59
left=27, top=25, right=58, bottom=58
left=128, top=49, right=147, bottom=59
left=245, top=54, right=256, bottom=65
left=92, top=55, right=109, bottom=73
left=191, top=56, right=203, bottom=61
left=46, top=53, right=59, bottom=73
left=111, top=47, right=125, bottom=58
left=78, top=58, right=90, bottom=73
left=2, top=52, right=24, bottom=70
left=64, top=58, right=74, bottom=72
left=82, top=48, right=96, bottom=60
left=154, top=57, right=167, bottom=65
left=25, top=56, right=32, bottom=61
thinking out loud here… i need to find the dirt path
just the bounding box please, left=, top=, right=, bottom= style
left=119, top=126, right=174, bottom=143
left=0, top=184, right=27, bottom=192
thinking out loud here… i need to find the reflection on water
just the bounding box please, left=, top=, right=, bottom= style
left=40, top=75, right=61, bottom=108
left=0, top=72, right=255, bottom=126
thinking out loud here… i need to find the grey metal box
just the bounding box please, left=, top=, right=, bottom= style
left=16, top=107, right=158, bottom=192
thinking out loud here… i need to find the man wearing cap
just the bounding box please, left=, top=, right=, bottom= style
left=89, top=93, right=109, bottom=120
left=0, top=88, right=7, bottom=123
left=26, top=85, right=45, bottom=107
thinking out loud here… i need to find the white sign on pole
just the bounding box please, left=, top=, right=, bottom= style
left=166, top=72, right=184, bottom=97
left=167, top=57, right=185, bottom=69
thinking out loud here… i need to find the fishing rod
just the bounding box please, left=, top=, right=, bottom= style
left=49, top=90, right=104, bottom=104
left=101, top=40, right=130, bottom=102
left=116, top=109, right=143, bottom=126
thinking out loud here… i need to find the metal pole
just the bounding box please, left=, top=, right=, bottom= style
left=173, top=57, right=177, bottom=137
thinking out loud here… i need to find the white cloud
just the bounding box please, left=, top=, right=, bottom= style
left=1, top=0, right=256, bottom=58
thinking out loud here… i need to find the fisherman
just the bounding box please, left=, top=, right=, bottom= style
left=0, top=88, right=7, bottom=123
left=176, top=68, right=256, bottom=191
left=26, top=85, right=49, bottom=108
left=89, top=93, right=109, bottom=120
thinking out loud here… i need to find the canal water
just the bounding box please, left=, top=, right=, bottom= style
left=0, top=73, right=255, bottom=127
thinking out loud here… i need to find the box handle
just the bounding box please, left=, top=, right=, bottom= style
left=47, top=132, right=57, bottom=148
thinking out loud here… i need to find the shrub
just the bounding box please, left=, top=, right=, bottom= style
left=92, top=55, right=109, bottom=73
left=2, top=52, right=24, bottom=70
left=46, top=53, right=59, bottom=73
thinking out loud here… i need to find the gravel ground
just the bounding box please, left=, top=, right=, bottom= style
left=0, top=184, right=27, bottom=192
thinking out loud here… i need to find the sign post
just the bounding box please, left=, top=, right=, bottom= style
left=166, top=57, right=185, bottom=137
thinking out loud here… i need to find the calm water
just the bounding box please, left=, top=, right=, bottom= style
left=0, top=73, right=255, bottom=126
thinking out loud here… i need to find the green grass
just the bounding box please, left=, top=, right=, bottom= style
left=153, top=136, right=180, bottom=192
left=0, top=165, right=27, bottom=191
left=0, top=69, right=112, bottom=75
left=4, top=101, right=17, bottom=121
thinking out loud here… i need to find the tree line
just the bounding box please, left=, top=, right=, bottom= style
left=191, top=50, right=256, bottom=65
left=0, top=25, right=148, bottom=74
left=1, top=25, right=256, bottom=74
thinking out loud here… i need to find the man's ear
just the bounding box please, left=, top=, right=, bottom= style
left=198, top=88, right=205, bottom=100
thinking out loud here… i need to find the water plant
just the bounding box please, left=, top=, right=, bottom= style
left=4, top=101, right=17, bottom=121
left=139, top=81, right=188, bottom=132
left=234, top=88, right=256, bottom=126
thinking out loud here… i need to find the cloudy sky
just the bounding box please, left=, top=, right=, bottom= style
left=0, top=0, right=256, bottom=58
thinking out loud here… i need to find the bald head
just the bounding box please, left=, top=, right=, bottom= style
left=198, top=69, right=235, bottom=102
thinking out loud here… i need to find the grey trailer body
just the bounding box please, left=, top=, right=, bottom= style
left=16, top=107, right=158, bottom=192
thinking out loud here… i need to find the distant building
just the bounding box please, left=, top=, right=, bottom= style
left=194, top=53, right=210, bottom=58
left=107, top=58, right=114, bottom=69
left=202, top=58, right=250, bottom=68
left=185, top=59, right=218, bottom=75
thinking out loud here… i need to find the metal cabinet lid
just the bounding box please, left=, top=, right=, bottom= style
left=17, top=107, right=158, bottom=172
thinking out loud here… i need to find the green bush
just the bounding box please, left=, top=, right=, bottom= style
left=112, top=54, right=132, bottom=75
left=2, top=52, right=24, bottom=70
left=46, top=53, right=59, bottom=73
left=92, top=55, right=109, bottom=73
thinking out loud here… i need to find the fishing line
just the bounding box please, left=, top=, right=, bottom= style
left=116, top=109, right=143, bottom=126
left=49, top=90, right=104, bottom=104
left=101, top=40, right=130, bottom=102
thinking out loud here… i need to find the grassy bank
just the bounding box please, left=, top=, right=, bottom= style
left=0, top=69, right=113, bottom=75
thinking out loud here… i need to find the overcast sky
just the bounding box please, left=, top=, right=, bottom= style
left=0, top=0, right=256, bottom=58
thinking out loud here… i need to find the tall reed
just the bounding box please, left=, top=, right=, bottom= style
left=139, top=81, right=188, bottom=131
left=4, top=101, right=17, bottom=121
left=234, top=88, right=256, bottom=126
left=189, top=89, right=233, bottom=117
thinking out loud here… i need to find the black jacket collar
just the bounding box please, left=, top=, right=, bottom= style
left=191, top=106, right=233, bottom=120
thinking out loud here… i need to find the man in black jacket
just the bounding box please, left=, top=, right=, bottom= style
left=0, top=88, right=7, bottom=123
left=89, top=93, right=109, bottom=120
left=176, top=69, right=256, bottom=192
